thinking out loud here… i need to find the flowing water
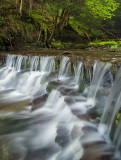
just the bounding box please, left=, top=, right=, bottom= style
left=0, top=54, right=120, bottom=160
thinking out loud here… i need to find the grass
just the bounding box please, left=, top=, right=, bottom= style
left=89, top=40, right=118, bottom=46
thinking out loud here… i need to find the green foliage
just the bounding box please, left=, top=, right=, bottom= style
left=118, top=41, right=121, bottom=45
left=85, top=0, right=119, bottom=19
left=89, top=40, right=118, bottom=46
left=0, top=0, right=120, bottom=50
left=0, top=34, right=6, bottom=45
left=0, top=20, right=6, bottom=27
left=51, top=41, right=72, bottom=48
left=69, top=17, right=84, bottom=36
left=89, top=28, right=107, bottom=38
left=115, top=113, right=121, bottom=125
left=110, top=45, right=118, bottom=49
left=51, top=41, right=64, bottom=48
left=91, top=40, right=121, bottom=47
left=32, top=10, right=47, bottom=24
left=31, top=41, right=45, bottom=47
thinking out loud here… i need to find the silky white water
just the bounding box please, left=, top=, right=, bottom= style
left=0, top=54, right=120, bottom=160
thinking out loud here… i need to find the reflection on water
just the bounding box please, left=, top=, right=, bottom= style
left=0, top=54, right=120, bottom=160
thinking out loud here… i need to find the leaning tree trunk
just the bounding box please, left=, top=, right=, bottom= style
left=20, top=0, right=24, bottom=15
left=46, top=14, right=58, bottom=47
left=58, top=9, right=71, bottom=30
left=38, top=0, right=44, bottom=41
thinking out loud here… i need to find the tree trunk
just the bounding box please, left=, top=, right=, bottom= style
left=58, top=9, right=71, bottom=30
left=29, top=0, right=33, bottom=16
left=38, top=0, right=44, bottom=41
left=59, top=8, right=66, bottom=21
left=20, top=0, right=24, bottom=15
left=83, top=30, right=91, bottom=42
left=47, top=13, right=58, bottom=46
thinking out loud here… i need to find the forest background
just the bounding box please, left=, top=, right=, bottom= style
left=0, top=0, right=121, bottom=51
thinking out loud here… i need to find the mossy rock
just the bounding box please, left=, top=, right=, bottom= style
left=73, top=44, right=86, bottom=49
left=51, top=41, right=64, bottom=49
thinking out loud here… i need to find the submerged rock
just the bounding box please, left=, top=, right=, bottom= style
left=0, top=90, right=31, bottom=113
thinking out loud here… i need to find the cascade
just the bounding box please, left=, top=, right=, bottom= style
left=0, top=54, right=120, bottom=160
left=15, top=55, right=27, bottom=71
left=6, top=54, right=16, bottom=68
left=84, top=65, right=92, bottom=83
left=30, top=56, right=40, bottom=71
left=88, top=61, right=111, bottom=100
left=101, top=67, right=121, bottom=131
left=58, top=56, right=72, bottom=80
left=99, top=66, right=121, bottom=159
left=74, top=61, right=83, bottom=85
left=40, top=56, right=55, bottom=73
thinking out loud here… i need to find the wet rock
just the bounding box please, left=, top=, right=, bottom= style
left=61, top=51, right=72, bottom=55
left=55, top=124, right=71, bottom=147
left=81, top=126, right=114, bottom=160
left=64, top=96, right=75, bottom=105
left=0, top=90, right=31, bottom=112
left=32, top=93, right=48, bottom=110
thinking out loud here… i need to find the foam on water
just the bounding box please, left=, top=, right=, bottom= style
left=0, top=54, right=120, bottom=160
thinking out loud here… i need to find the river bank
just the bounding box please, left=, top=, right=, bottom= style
left=1, top=39, right=121, bottom=53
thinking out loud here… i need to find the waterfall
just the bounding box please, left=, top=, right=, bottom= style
left=0, top=54, right=120, bottom=160
left=93, top=60, right=98, bottom=76
left=40, top=56, right=55, bottom=73
left=6, top=54, right=16, bottom=68
left=98, top=66, right=121, bottom=159
left=101, top=67, right=121, bottom=135
left=30, top=56, right=40, bottom=71
left=58, top=57, right=72, bottom=80
left=88, top=62, right=111, bottom=100
left=0, top=55, right=56, bottom=95
left=84, top=66, right=92, bottom=83
left=74, top=61, right=83, bottom=85
left=112, top=118, right=121, bottom=159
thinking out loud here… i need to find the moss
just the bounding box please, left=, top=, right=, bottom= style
left=118, top=41, right=121, bottom=45
left=89, top=40, right=118, bottom=46
left=73, top=44, right=86, bottom=49
left=46, top=84, right=52, bottom=93
left=51, top=41, right=72, bottom=49
left=25, top=45, right=31, bottom=48
left=110, top=45, right=118, bottom=49
left=51, top=41, right=64, bottom=48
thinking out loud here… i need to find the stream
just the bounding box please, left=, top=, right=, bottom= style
left=0, top=51, right=121, bottom=160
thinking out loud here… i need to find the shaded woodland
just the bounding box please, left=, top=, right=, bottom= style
left=0, top=0, right=121, bottom=50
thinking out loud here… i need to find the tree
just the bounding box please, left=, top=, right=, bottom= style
left=38, top=0, right=44, bottom=41
left=43, top=0, right=119, bottom=46
left=29, top=0, right=33, bottom=16
left=20, top=0, right=24, bottom=15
